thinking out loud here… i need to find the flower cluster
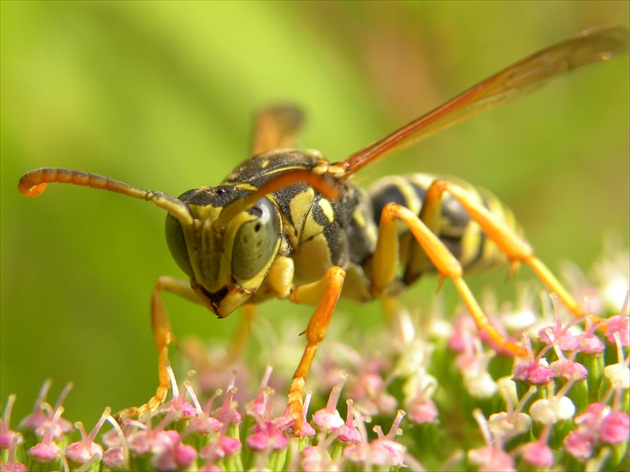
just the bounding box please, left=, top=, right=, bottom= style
left=1, top=245, right=628, bottom=471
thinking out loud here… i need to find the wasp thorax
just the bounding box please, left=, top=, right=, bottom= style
left=165, top=185, right=282, bottom=317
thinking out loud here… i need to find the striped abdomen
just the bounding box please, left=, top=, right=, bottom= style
left=368, top=174, right=520, bottom=286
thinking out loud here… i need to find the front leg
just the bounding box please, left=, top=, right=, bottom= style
left=287, top=266, right=346, bottom=435
left=120, top=275, right=200, bottom=418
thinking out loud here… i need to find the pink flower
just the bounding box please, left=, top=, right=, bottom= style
left=522, top=441, right=554, bottom=468
left=212, top=380, right=242, bottom=425
left=275, top=391, right=316, bottom=438
left=564, top=429, right=596, bottom=459
left=65, top=407, right=109, bottom=465
left=536, top=302, right=581, bottom=351
left=408, top=397, right=439, bottom=424
left=301, top=445, right=336, bottom=472
left=348, top=370, right=397, bottom=416
left=185, top=387, right=224, bottom=436
left=468, top=409, right=516, bottom=471
left=606, top=315, right=629, bottom=346
left=245, top=365, right=274, bottom=419
left=245, top=367, right=290, bottom=452
left=514, top=340, right=556, bottom=385
left=564, top=401, right=629, bottom=460
left=549, top=358, right=587, bottom=381
left=102, top=447, right=125, bottom=469
left=468, top=446, right=515, bottom=471
left=337, top=399, right=362, bottom=444
left=199, top=419, right=242, bottom=463
left=600, top=410, right=630, bottom=444
left=0, top=395, right=17, bottom=450
left=448, top=314, right=478, bottom=353
left=577, top=330, right=606, bottom=354
left=343, top=410, right=407, bottom=468
left=1, top=433, right=27, bottom=472
left=151, top=430, right=197, bottom=471
left=247, top=422, right=289, bottom=451
left=27, top=425, right=61, bottom=463
left=162, top=367, right=201, bottom=420
left=19, top=382, right=73, bottom=439
left=216, top=435, right=242, bottom=457
left=312, top=375, right=346, bottom=431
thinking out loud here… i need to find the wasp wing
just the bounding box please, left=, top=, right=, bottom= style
left=337, top=26, right=629, bottom=178
left=251, top=105, right=306, bottom=155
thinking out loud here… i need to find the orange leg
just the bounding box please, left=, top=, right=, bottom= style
left=287, top=266, right=346, bottom=434
left=431, top=180, right=585, bottom=319
left=120, top=276, right=198, bottom=418
left=373, top=202, right=527, bottom=357
left=120, top=276, right=257, bottom=419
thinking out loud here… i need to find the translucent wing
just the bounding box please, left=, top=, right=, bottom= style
left=251, top=105, right=305, bottom=155
left=336, top=26, right=629, bottom=178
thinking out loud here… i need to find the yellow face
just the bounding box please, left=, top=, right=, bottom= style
left=166, top=187, right=282, bottom=318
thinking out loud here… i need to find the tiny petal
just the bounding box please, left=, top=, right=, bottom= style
left=218, top=435, right=242, bottom=457
left=313, top=376, right=346, bottom=431
left=338, top=400, right=363, bottom=444
left=0, top=394, right=18, bottom=450
left=186, top=414, right=223, bottom=435
left=549, top=359, right=587, bottom=381
left=606, top=316, right=629, bottom=345
left=522, top=441, right=554, bottom=468
left=408, top=398, right=439, bottom=424
left=600, top=410, right=630, bottom=444
left=213, top=384, right=242, bottom=425
left=448, top=315, right=477, bottom=352
left=65, top=407, right=110, bottom=465
left=539, top=326, right=579, bottom=351
left=247, top=422, right=289, bottom=451
left=174, top=443, right=197, bottom=469
left=564, top=430, right=595, bottom=459
left=247, top=430, right=270, bottom=450
left=103, top=447, right=125, bottom=469
left=65, top=440, right=103, bottom=464
left=369, top=439, right=406, bottom=467
left=301, top=446, right=332, bottom=472
left=28, top=440, right=61, bottom=462
left=514, top=360, right=555, bottom=385
left=468, top=446, right=515, bottom=471
left=577, top=332, right=606, bottom=354
left=150, top=430, right=194, bottom=472
left=127, top=430, right=152, bottom=456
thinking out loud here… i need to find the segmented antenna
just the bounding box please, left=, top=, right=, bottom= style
left=18, top=168, right=194, bottom=225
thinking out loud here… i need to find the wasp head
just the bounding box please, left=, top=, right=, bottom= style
left=166, top=185, right=282, bottom=318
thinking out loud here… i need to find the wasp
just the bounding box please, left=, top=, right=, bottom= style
left=19, top=26, right=629, bottom=432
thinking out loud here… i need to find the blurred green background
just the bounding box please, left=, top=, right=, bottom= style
left=2, top=2, right=628, bottom=425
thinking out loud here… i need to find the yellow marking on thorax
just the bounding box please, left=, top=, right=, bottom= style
left=317, top=198, right=334, bottom=223
left=289, top=188, right=316, bottom=241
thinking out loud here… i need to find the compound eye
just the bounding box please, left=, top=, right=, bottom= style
left=165, top=213, right=194, bottom=278
left=231, top=198, right=280, bottom=280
